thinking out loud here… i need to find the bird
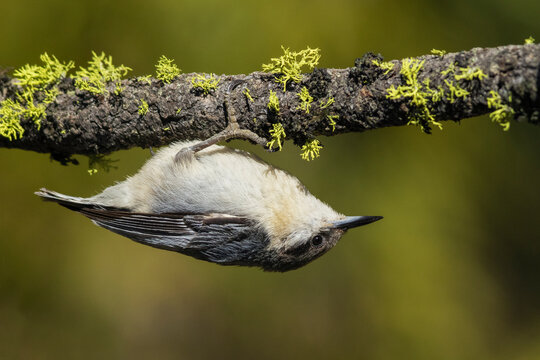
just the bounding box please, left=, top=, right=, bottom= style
left=36, top=140, right=382, bottom=272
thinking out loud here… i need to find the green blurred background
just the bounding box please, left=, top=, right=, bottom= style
left=1, top=0, right=539, bottom=359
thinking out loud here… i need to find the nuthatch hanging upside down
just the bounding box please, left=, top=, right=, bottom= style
left=36, top=141, right=381, bottom=271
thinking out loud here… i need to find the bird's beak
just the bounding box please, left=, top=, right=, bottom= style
left=332, top=216, right=383, bottom=230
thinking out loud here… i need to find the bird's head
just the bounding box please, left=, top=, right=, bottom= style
left=262, top=214, right=383, bottom=272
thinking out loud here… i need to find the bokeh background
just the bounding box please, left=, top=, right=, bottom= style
left=1, top=0, right=539, bottom=359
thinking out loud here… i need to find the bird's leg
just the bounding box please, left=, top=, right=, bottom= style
left=175, top=83, right=269, bottom=162
left=183, top=99, right=268, bottom=153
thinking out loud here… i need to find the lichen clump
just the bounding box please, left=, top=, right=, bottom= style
left=454, top=67, right=487, bottom=81
left=262, top=46, right=320, bottom=91
left=1, top=53, right=74, bottom=140
left=14, top=53, right=74, bottom=91
left=300, top=139, right=323, bottom=161
left=262, top=46, right=327, bottom=160
left=487, top=90, right=514, bottom=131
left=297, top=86, right=313, bottom=113
left=386, top=56, right=488, bottom=133
left=1, top=51, right=134, bottom=141
left=443, top=79, right=470, bottom=103
left=266, top=123, right=286, bottom=151
left=0, top=99, right=26, bottom=140
left=137, top=75, right=152, bottom=84
left=267, top=90, right=280, bottom=113
left=319, top=97, right=335, bottom=109
left=155, top=55, right=181, bottom=84
left=73, top=51, right=131, bottom=95
left=191, top=74, right=220, bottom=95
left=386, top=58, right=442, bottom=132
left=430, top=49, right=447, bottom=57
left=372, top=59, right=395, bottom=75
left=138, top=99, right=149, bottom=116
left=243, top=87, right=254, bottom=102
left=327, top=115, right=339, bottom=132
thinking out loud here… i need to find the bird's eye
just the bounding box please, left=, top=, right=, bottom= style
left=311, top=235, right=323, bottom=246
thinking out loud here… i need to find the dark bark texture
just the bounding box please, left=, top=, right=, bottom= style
left=1, top=44, right=539, bottom=158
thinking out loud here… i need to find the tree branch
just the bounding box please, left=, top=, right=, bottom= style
left=1, top=44, right=539, bottom=158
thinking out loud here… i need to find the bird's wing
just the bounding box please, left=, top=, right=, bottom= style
left=78, top=208, right=266, bottom=265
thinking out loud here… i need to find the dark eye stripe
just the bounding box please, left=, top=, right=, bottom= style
left=285, top=241, right=312, bottom=256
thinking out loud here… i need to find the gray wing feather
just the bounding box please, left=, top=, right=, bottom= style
left=36, top=188, right=268, bottom=267
left=78, top=208, right=267, bottom=266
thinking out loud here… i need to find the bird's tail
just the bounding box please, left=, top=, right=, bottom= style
left=35, top=188, right=100, bottom=211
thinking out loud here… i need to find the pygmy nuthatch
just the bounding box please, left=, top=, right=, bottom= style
left=36, top=141, right=382, bottom=271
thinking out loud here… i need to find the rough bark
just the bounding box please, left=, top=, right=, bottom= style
left=1, top=44, right=539, bottom=159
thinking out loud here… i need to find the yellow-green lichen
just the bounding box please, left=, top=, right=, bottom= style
left=191, top=74, right=220, bottom=95
left=0, top=99, right=26, bottom=140
left=137, top=75, right=152, bottom=85
left=262, top=46, right=320, bottom=91
left=525, top=36, right=535, bottom=44
left=386, top=58, right=427, bottom=106
left=327, top=115, right=339, bottom=132
left=114, top=83, right=124, bottom=95
left=444, top=80, right=470, bottom=103
left=386, top=57, right=487, bottom=133
left=155, top=55, right=181, bottom=84
left=300, top=139, right=323, bottom=161
left=176, top=108, right=182, bottom=114
left=266, top=123, right=286, bottom=151
left=267, top=90, right=280, bottom=113
left=423, top=78, right=445, bottom=102
left=407, top=107, right=441, bottom=131
left=73, top=51, right=131, bottom=95
left=17, top=91, right=46, bottom=126
left=297, top=86, right=313, bottom=113
left=43, top=88, right=60, bottom=104
left=439, top=64, right=486, bottom=103
left=386, top=58, right=442, bottom=132
left=454, top=67, right=487, bottom=81
left=138, top=99, right=149, bottom=116
left=243, top=88, right=254, bottom=102
left=1, top=53, right=74, bottom=140
left=319, top=97, right=335, bottom=109
left=441, top=62, right=458, bottom=76
left=372, top=59, right=395, bottom=75
left=487, top=90, right=514, bottom=131
left=431, top=49, right=447, bottom=57
left=14, top=53, right=74, bottom=92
